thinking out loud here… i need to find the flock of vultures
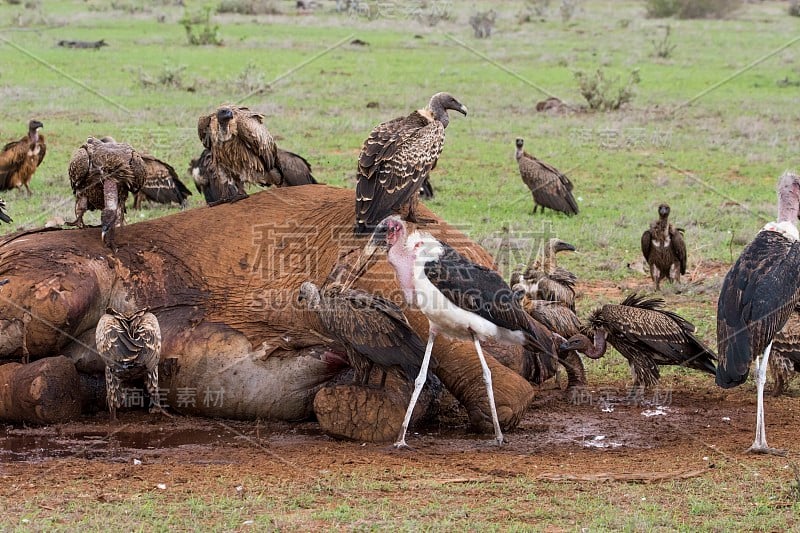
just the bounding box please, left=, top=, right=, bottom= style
left=0, top=92, right=798, bottom=452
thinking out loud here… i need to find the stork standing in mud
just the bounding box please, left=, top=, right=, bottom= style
left=361, top=216, right=557, bottom=448
left=717, top=171, right=800, bottom=454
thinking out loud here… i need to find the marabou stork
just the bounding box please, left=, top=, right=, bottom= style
left=361, top=216, right=558, bottom=447
left=717, top=171, right=800, bottom=454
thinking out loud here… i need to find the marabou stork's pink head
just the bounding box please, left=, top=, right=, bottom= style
left=350, top=216, right=408, bottom=283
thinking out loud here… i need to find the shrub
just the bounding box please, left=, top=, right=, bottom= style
left=790, top=0, right=800, bottom=17
left=643, top=0, right=742, bottom=19
left=651, top=24, right=677, bottom=58
left=181, top=7, right=223, bottom=46
left=574, top=68, right=640, bottom=111
left=217, top=0, right=281, bottom=15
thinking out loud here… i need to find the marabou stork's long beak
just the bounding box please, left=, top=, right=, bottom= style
left=348, top=219, right=390, bottom=286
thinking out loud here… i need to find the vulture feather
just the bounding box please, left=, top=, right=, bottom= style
left=271, top=148, right=317, bottom=186
left=67, top=137, right=147, bottom=249
left=95, top=308, right=164, bottom=421
left=515, top=138, right=578, bottom=216
left=197, top=104, right=283, bottom=203
left=716, top=171, right=800, bottom=453
left=641, top=203, right=686, bottom=290
left=135, top=153, right=192, bottom=209
left=0, top=199, right=11, bottom=224
left=562, top=294, right=717, bottom=389
left=0, top=120, right=46, bottom=196
left=510, top=238, right=577, bottom=311
left=354, top=92, right=467, bottom=234
left=297, top=281, right=429, bottom=385
left=769, top=310, right=800, bottom=396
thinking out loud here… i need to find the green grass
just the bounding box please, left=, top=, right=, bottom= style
left=1, top=0, right=799, bottom=528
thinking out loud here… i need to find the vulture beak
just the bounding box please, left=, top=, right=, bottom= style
left=217, top=108, right=234, bottom=123
left=553, top=240, right=576, bottom=253
left=456, top=103, right=468, bottom=116
left=558, top=339, right=575, bottom=353
left=658, top=204, right=670, bottom=217
left=515, top=138, right=524, bottom=149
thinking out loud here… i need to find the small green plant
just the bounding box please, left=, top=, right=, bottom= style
left=574, top=68, right=641, bottom=111
left=181, top=6, right=223, bottom=46
left=138, top=63, right=187, bottom=89
left=651, top=24, right=677, bottom=58
left=233, top=62, right=266, bottom=95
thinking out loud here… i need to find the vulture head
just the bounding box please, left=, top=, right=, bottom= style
left=549, top=238, right=576, bottom=254
left=515, top=138, right=524, bottom=150
left=100, top=209, right=118, bottom=247
left=353, top=215, right=408, bottom=280
left=428, top=92, right=467, bottom=127
left=297, top=281, right=322, bottom=310
left=99, top=136, right=116, bottom=143
left=215, top=107, right=236, bottom=140
left=658, top=203, right=670, bottom=218
left=28, top=119, right=43, bottom=139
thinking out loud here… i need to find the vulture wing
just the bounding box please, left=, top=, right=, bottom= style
left=671, top=226, right=687, bottom=275
left=197, top=113, right=212, bottom=149
left=234, top=108, right=281, bottom=185
left=274, top=149, right=316, bottom=186
left=717, top=230, right=800, bottom=388
left=355, top=112, right=444, bottom=229
left=518, top=153, right=579, bottom=215
left=641, top=228, right=653, bottom=263
left=140, top=154, right=191, bottom=205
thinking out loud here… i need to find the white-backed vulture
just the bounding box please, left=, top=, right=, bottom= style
left=562, top=294, right=717, bottom=389
left=515, top=138, right=578, bottom=216
left=717, top=171, right=800, bottom=453
left=297, top=281, right=427, bottom=386
left=197, top=105, right=283, bottom=203
left=0, top=120, right=46, bottom=196
left=641, top=203, right=686, bottom=290
left=354, top=92, right=467, bottom=234
left=95, top=308, right=164, bottom=421
left=67, top=137, right=147, bottom=249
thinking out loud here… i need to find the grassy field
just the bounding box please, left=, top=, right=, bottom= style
left=0, top=0, right=799, bottom=529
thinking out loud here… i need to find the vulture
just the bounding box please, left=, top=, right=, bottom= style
left=0, top=199, right=11, bottom=224
left=641, top=203, right=686, bottom=290
left=272, top=148, right=317, bottom=187
left=510, top=238, right=577, bottom=310
left=515, top=138, right=578, bottom=216
left=188, top=148, right=217, bottom=204
left=67, top=137, right=147, bottom=249
left=359, top=215, right=558, bottom=447
left=95, top=308, right=164, bottom=421
left=0, top=119, right=46, bottom=196
left=716, top=171, right=800, bottom=454
left=197, top=104, right=283, bottom=203
left=354, top=92, right=467, bottom=234
left=519, top=296, right=586, bottom=389
left=297, top=281, right=428, bottom=386
left=97, top=137, right=191, bottom=210
left=561, top=294, right=717, bottom=390
left=769, top=310, right=800, bottom=396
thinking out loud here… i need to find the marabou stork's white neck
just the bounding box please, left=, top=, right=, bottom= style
left=385, top=221, right=442, bottom=305
left=763, top=171, right=800, bottom=241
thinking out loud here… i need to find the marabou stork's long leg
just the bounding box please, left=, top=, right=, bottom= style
left=394, top=329, right=437, bottom=449
left=748, top=343, right=785, bottom=455
left=472, top=332, right=504, bottom=446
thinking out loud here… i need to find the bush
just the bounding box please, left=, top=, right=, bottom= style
left=790, top=0, right=800, bottom=17
left=181, top=7, right=223, bottom=46
left=217, top=0, right=280, bottom=15
left=574, top=68, right=640, bottom=111
left=643, top=0, right=742, bottom=19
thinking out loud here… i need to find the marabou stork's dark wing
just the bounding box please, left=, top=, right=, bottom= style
left=717, top=230, right=800, bottom=388
left=355, top=112, right=444, bottom=231
left=317, top=287, right=427, bottom=380
left=518, top=152, right=579, bottom=215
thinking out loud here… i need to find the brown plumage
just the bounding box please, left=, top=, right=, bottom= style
left=135, top=153, right=191, bottom=209
left=0, top=120, right=46, bottom=196
left=520, top=296, right=586, bottom=388
left=510, top=238, right=577, bottom=310
left=297, top=281, right=428, bottom=385
left=515, top=138, right=578, bottom=216
left=354, top=92, right=467, bottom=234
left=270, top=149, right=317, bottom=186
left=95, top=308, right=163, bottom=422
left=561, top=294, right=717, bottom=389
left=641, top=203, right=686, bottom=290
left=0, top=198, right=11, bottom=224
left=769, top=310, right=800, bottom=396
left=197, top=104, right=283, bottom=203
left=67, top=137, right=147, bottom=249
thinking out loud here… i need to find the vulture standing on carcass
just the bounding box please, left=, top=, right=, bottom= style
left=641, top=203, right=687, bottom=290
left=197, top=104, right=283, bottom=203
left=769, top=310, right=800, bottom=396
left=188, top=148, right=215, bottom=203
left=95, top=308, right=165, bottom=422
left=716, top=171, right=800, bottom=454
left=297, top=281, right=428, bottom=386
left=67, top=137, right=147, bottom=249
left=359, top=215, right=558, bottom=447
left=515, top=138, right=578, bottom=216
left=510, top=238, right=577, bottom=310
left=0, top=199, right=11, bottom=224
left=354, top=92, right=467, bottom=234
left=98, top=137, right=192, bottom=210
left=561, top=294, right=717, bottom=390
left=0, top=119, right=46, bottom=196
